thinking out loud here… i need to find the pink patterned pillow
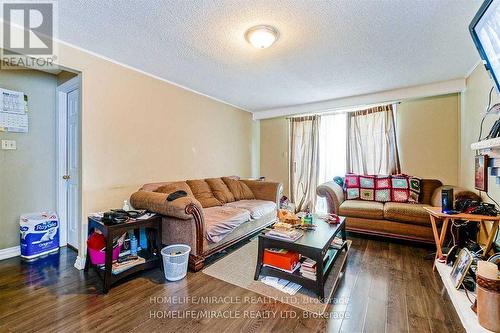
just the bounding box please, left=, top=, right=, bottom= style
left=391, top=175, right=410, bottom=202
left=374, top=175, right=391, bottom=202
left=344, top=173, right=360, bottom=200
left=359, top=175, right=375, bottom=201
left=344, top=174, right=360, bottom=188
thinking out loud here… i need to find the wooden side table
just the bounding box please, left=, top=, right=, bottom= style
left=424, top=206, right=500, bottom=270
left=84, top=214, right=162, bottom=293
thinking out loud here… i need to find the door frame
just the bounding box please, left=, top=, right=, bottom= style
left=56, top=76, right=81, bottom=248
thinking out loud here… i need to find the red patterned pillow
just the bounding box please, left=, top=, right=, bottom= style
left=344, top=173, right=360, bottom=200
left=344, top=174, right=360, bottom=188
left=391, top=175, right=410, bottom=202
left=374, top=175, right=391, bottom=202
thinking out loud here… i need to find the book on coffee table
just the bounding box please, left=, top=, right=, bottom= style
left=265, top=229, right=303, bottom=242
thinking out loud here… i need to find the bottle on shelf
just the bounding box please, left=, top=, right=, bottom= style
left=130, top=234, right=138, bottom=256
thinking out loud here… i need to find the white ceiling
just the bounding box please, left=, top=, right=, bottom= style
left=58, top=0, right=482, bottom=113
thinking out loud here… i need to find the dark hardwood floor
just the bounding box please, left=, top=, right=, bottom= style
left=0, top=236, right=465, bottom=333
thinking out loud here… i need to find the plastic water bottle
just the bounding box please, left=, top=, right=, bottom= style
left=130, top=234, right=138, bottom=256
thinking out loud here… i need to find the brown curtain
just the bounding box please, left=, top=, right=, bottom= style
left=347, top=104, right=400, bottom=175
left=289, top=115, right=320, bottom=212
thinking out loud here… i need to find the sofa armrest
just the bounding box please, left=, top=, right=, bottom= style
left=317, top=181, right=345, bottom=214
left=130, top=190, right=204, bottom=220
left=430, top=186, right=482, bottom=207
left=241, top=180, right=283, bottom=204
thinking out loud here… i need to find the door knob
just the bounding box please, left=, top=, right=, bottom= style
left=63, top=175, right=70, bottom=180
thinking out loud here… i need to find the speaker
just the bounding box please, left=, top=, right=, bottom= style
left=441, top=187, right=454, bottom=213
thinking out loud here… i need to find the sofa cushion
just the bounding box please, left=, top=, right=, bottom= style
left=339, top=200, right=384, bottom=220
left=383, top=202, right=431, bottom=226
left=154, top=181, right=194, bottom=197
left=206, top=178, right=235, bottom=203
left=225, top=200, right=276, bottom=219
left=204, top=206, right=251, bottom=243
left=222, top=177, right=255, bottom=200
left=186, top=179, right=222, bottom=208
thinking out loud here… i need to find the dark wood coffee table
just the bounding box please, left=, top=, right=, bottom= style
left=254, top=216, right=348, bottom=300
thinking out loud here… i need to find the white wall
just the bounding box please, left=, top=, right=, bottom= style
left=460, top=64, right=500, bottom=246
left=460, top=65, right=500, bottom=203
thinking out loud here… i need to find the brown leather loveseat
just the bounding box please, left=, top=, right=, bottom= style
left=130, top=177, right=283, bottom=271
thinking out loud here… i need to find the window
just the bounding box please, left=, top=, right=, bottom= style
left=316, top=112, right=347, bottom=213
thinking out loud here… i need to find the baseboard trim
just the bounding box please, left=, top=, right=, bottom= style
left=74, top=255, right=86, bottom=270
left=0, top=246, right=21, bottom=260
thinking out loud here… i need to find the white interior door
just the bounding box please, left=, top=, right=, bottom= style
left=66, top=89, right=80, bottom=249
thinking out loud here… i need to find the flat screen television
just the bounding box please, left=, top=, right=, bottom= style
left=469, top=0, right=500, bottom=92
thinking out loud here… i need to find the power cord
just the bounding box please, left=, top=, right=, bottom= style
left=485, top=191, right=500, bottom=208
left=478, top=86, right=495, bottom=141
left=479, top=190, right=500, bottom=247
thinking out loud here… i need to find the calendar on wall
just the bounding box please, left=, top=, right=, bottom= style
left=0, top=88, right=29, bottom=133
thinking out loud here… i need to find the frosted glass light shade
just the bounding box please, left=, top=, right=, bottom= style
left=245, top=25, right=279, bottom=49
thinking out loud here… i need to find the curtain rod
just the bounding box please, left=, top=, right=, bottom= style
left=285, top=101, right=401, bottom=119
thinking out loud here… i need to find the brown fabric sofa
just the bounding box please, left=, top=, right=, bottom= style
left=317, top=179, right=481, bottom=243
left=130, top=178, right=283, bottom=271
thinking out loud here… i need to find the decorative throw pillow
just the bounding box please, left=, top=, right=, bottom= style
left=374, top=175, right=391, bottom=202
left=345, top=187, right=360, bottom=200
left=359, top=175, right=375, bottom=201
left=408, top=176, right=421, bottom=203
left=344, top=174, right=360, bottom=188
left=186, top=179, right=222, bottom=208
left=333, top=176, right=344, bottom=188
left=391, top=175, right=410, bottom=202
left=155, top=181, right=194, bottom=197
left=206, top=178, right=235, bottom=203
left=344, top=174, right=360, bottom=200
left=221, top=177, right=255, bottom=201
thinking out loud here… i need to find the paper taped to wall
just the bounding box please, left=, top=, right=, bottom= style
left=0, top=88, right=29, bottom=132
left=0, top=88, right=25, bottom=114
left=0, top=112, right=28, bottom=132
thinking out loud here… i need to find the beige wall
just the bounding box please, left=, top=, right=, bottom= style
left=57, top=43, right=259, bottom=257
left=1, top=43, right=259, bottom=253
left=0, top=69, right=58, bottom=249
left=397, top=94, right=460, bottom=185
left=260, top=94, right=461, bottom=199
left=260, top=117, right=289, bottom=196
left=460, top=65, right=500, bottom=203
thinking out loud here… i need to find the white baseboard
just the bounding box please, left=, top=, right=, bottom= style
left=74, top=255, right=86, bottom=270
left=0, top=246, right=21, bottom=260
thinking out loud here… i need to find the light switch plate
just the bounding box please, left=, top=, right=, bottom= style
left=1, top=140, right=16, bottom=150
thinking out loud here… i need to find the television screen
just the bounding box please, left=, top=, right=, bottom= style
left=470, top=0, right=500, bottom=92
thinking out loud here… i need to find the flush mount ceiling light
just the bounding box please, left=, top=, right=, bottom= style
left=245, top=25, right=279, bottom=49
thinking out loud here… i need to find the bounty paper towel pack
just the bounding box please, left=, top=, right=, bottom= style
left=20, top=212, right=59, bottom=260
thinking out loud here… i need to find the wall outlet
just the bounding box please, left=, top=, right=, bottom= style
left=1, top=140, right=16, bottom=150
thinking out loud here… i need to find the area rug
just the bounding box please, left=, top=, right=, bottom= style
left=202, top=239, right=351, bottom=315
